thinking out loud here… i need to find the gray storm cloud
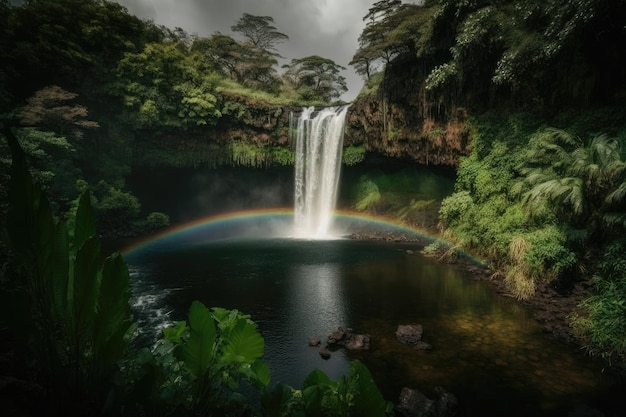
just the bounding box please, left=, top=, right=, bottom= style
left=113, top=0, right=376, bottom=100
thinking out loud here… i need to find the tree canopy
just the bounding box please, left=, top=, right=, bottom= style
left=231, top=13, right=289, bottom=55
left=351, top=0, right=626, bottom=112
left=283, top=56, right=348, bottom=102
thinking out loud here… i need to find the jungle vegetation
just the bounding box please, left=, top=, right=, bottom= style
left=1, top=133, right=392, bottom=415
left=0, top=0, right=349, bottom=236
left=350, top=0, right=626, bottom=366
left=1, top=0, right=626, bottom=414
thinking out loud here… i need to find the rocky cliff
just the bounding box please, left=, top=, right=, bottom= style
left=135, top=75, right=474, bottom=168
left=345, top=93, right=471, bottom=166
left=344, top=56, right=473, bottom=167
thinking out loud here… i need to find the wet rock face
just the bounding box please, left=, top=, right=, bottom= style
left=345, top=92, right=472, bottom=167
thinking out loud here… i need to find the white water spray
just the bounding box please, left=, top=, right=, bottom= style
left=291, top=105, right=350, bottom=238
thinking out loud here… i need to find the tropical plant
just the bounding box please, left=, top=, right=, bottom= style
left=192, top=13, right=288, bottom=94
left=571, top=239, right=626, bottom=365
left=301, top=360, right=392, bottom=417
left=1, top=129, right=136, bottom=414
left=514, top=128, right=626, bottom=243
left=260, top=360, right=392, bottom=417
left=129, top=301, right=270, bottom=416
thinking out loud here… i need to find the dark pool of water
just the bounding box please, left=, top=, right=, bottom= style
left=124, top=237, right=625, bottom=417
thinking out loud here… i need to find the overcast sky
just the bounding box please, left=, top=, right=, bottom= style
left=112, top=0, right=380, bottom=101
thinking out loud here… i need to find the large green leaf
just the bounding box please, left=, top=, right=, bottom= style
left=48, top=220, right=70, bottom=322
left=221, top=318, right=264, bottom=364
left=72, top=235, right=102, bottom=334
left=302, top=369, right=333, bottom=389
left=260, top=383, right=294, bottom=417
left=182, top=300, right=216, bottom=376
left=163, top=320, right=188, bottom=343
left=250, top=358, right=271, bottom=388
left=73, top=190, right=96, bottom=251
left=94, top=252, right=133, bottom=356
left=349, top=360, right=389, bottom=417
left=301, top=384, right=330, bottom=417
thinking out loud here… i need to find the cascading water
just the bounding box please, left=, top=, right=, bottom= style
left=291, top=105, right=350, bottom=238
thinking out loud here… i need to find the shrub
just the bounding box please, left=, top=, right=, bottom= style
left=439, top=191, right=474, bottom=227
left=524, top=226, right=577, bottom=279
left=352, top=174, right=381, bottom=211
left=572, top=240, right=626, bottom=364
left=342, top=144, right=366, bottom=166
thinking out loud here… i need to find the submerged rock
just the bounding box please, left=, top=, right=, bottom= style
left=308, top=337, right=321, bottom=347
left=344, top=333, right=371, bottom=350
left=414, top=341, right=433, bottom=350
left=319, top=346, right=331, bottom=359
left=310, top=326, right=372, bottom=357
left=327, top=327, right=371, bottom=350
left=396, top=324, right=424, bottom=344
left=327, top=327, right=347, bottom=345
left=395, top=386, right=458, bottom=417
left=396, top=387, right=435, bottom=417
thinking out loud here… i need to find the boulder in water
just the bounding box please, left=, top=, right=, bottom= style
left=396, top=324, right=424, bottom=344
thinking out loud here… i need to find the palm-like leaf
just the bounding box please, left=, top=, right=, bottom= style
left=606, top=181, right=626, bottom=205
left=522, top=177, right=584, bottom=216
left=516, top=128, right=626, bottom=234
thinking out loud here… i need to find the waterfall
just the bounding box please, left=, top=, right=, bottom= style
left=291, top=105, right=350, bottom=238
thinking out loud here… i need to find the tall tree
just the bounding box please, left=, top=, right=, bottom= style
left=192, top=33, right=281, bottom=93
left=5, top=0, right=159, bottom=98
left=18, top=85, right=99, bottom=139
left=350, top=0, right=423, bottom=79
left=283, top=55, right=347, bottom=102
left=230, top=13, right=289, bottom=56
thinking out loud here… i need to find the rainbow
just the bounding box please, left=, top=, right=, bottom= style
left=122, top=207, right=293, bottom=256
left=121, top=208, right=456, bottom=259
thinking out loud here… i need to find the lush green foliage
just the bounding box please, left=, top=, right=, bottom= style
left=283, top=56, right=349, bottom=103
left=113, top=41, right=223, bottom=129
left=350, top=168, right=453, bottom=225
left=1, top=133, right=136, bottom=413
left=352, top=0, right=626, bottom=114
left=127, top=302, right=269, bottom=416
left=260, top=360, right=392, bottom=417
left=231, top=140, right=295, bottom=167
left=1, top=136, right=391, bottom=416
left=572, top=240, right=626, bottom=365
left=437, top=115, right=593, bottom=296
left=514, top=128, right=626, bottom=241
left=438, top=111, right=626, bottom=361
left=342, top=145, right=366, bottom=166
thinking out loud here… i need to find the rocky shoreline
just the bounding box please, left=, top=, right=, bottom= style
left=346, top=228, right=619, bottom=375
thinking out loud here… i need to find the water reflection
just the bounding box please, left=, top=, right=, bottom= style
left=289, top=263, right=348, bottom=329
left=124, top=238, right=624, bottom=417
left=272, top=262, right=350, bottom=384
